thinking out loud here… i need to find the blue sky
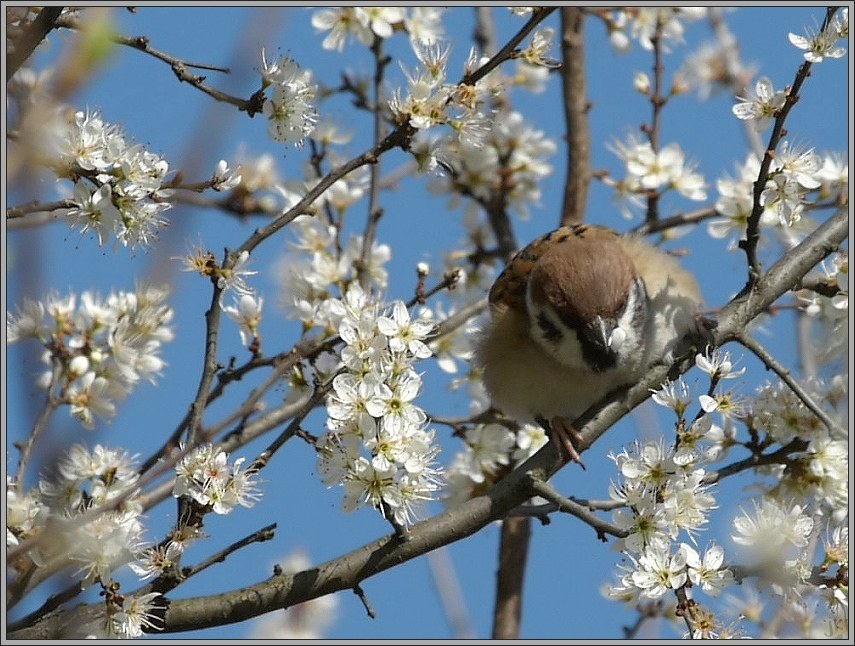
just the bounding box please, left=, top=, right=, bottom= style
left=5, top=5, right=849, bottom=639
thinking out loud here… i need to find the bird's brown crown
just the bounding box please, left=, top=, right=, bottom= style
left=489, top=224, right=636, bottom=323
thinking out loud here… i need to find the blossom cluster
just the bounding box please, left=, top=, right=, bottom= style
left=311, top=7, right=444, bottom=50
left=6, top=283, right=174, bottom=429
left=710, top=145, right=848, bottom=247
left=6, top=442, right=173, bottom=638
left=317, top=285, right=444, bottom=527
left=601, top=349, right=746, bottom=623
left=606, top=134, right=707, bottom=218
left=56, top=109, right=172, bottom=251
left=443, top=422, right=548, bottom=508
left=427, top=109, right=557, bottom=221
left=260, top=51, right=318, bottom=146
left=603, top=437, right=731, bottom=602
left=173, top=442, right=261, bottom=515
left=604, top=346, right=848, bottom=632
left=605, top=7, right=707, bottom=53
left=7, top=444, right=146, bottom=587
left=751, top=378, right=849, bottom=521
left=277, top=212, right=388, bottom=331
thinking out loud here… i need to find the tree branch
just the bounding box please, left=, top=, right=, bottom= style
left=527, top=475, right=627, bottom=541
left=492, top=516, right=531, bottom=639
left=358, top=36, right=390, bottom=291
left=6, top=7, right=65, bottom=81
left=6, top=199, right=75, bottom=221
left=54, top=15, right=259, bottom=113
left=169, top=524, right=277, bottom=589
left=736, top=331, right=844, bottom=438
left=559, top=7, right=591, bottom=226
left=740, top=7, right=840, bottom=287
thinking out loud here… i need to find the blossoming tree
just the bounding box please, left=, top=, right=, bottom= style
left=5, top=6, right=848, bottom=640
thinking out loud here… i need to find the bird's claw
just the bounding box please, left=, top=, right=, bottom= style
left=537, top=415, right=586, bottom=469
left=691, top=312, right=718, bottom=345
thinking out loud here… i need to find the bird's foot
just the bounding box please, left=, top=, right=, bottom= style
left=537, top=415, right=586, bottom=469
left=691, top=312, right=718, bottom=345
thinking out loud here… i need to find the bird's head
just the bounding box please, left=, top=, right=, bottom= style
left=525, top=234, right=649, bottom=373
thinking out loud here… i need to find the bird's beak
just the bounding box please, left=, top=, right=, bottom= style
left=590, top=315, right=615, bottom=352
left=579, top=315, right=620, bottom=372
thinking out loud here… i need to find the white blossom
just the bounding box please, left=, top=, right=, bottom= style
left=212, top=159, right=242, bottom=191
left=224, top=294, right=263, bottom=347
left=732, top=76, right=786, bottom=131
left=260, top=52, right=318, bottom=145
left=107, top=592, right=163, bottom=638
left=173, top=443, right=261, bottom=514
left=789, top=17, right=847, bottom=63
left=627, top=543, right=688, bottom=598
left=695, top=347, right=746, bottom=380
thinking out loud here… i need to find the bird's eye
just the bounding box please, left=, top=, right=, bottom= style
left=536, top=312, right=563, bottom=343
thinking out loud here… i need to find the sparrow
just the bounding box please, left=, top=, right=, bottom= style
left=474, top=223, right=704, bottom=464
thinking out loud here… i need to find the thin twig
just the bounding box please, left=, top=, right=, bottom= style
left=358, top=37, right=390, bottom=291
left=736, top=332, right=843, bottom=437
left=527, top=474, right=627, bottom=541
left=235, top=10, right=555, bottom=262
left=184, top=267, right=225, bottom=449
left=55, top=15, right=261, bottom=113
left=463, top=7, right=558, bottom=86
left=203, top=354, right=295, bottom=440
left=702, top=438, right=809, bottom=485
left=673, top=587, right=696, bottom=637
left=406, top=270, right=461, bottom=308
left=6, top=578, right=85, bottom=633
left=352, top=583, right=377, bottom=619
left=6, top=199, right=75, bottom=220
left=631, top=205, right=719, bottom=237
left=171, top=524, right=277, bottom=587
left=138, top=338, right=326, bottom=475
left=434, top=296, right=489, bottom=341
left=795, top=273, right=844, bottom=299
left=248, top=377, right=336, bottom=472
left=14, top=368, right=61, bottom=496
left=643, top=14, right=667, bottom=225
left=741, top=7, right=840, bottom=288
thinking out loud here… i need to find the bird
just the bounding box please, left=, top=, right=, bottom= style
left=474, top=223, right=704, bottom=465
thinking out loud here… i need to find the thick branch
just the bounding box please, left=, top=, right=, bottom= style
left=559, top=7, right=591, bottom=226
left=6, top=7, right=65, bottom=81
left=492, top=516, right=531, bottom=639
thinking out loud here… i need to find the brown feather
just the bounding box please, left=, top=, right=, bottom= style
left=488, top=224, right=622, bottom=313
left=529, top=233, right=635, bottom=326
